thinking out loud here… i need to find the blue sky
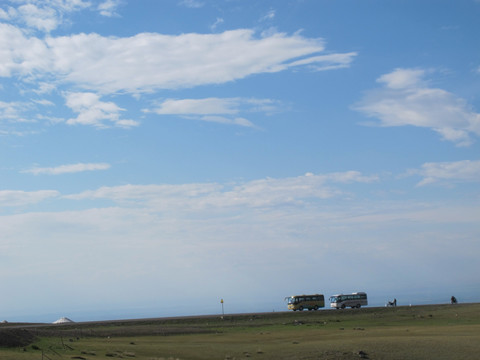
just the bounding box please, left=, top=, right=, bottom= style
left=1, top=0, right=479, bottom=322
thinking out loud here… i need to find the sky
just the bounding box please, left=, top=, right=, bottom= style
left=1, top=0, right=479, bottom=322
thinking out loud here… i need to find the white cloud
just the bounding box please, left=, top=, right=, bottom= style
left=408, top=160, right=480, bottom=186
left=199, top=115, right=255, bottom=127
left=0, top=8, right=9, bottom=20
left=152, top=97, right=281, bottom=115
left=261, top=9, right=276, bottom=22
left=149, top=97, right=280, bottom=127
left=287, top=52, right=358, bottom=71
left=33, top=99, right=54, bottom=106
left=44, top=0, right=92, bottom=13
left=17, top=3, right=59, bottom=32
left=0, top=190, right=59, bottom=207
left=0, top=23, right=50, bottom=77
left=0, top=25, right=355, bottom=93
left=24, top=162, right=111, bottom=175
left=377, top=68, right=426, bottom=89
left=1, top=170, right=479, bottom=316
left=54, top=29, right=329, bottom=92
left=152, top=98, right=241, bottom=115
left=2, top=0, right=92, bottom=32
left=0, top=101, right=24, bottom=121
left=354, top=68, right=480, bottom=146
left=65, top=171, right=379, bottom=210
left=178, top=0, right=204, bottom=8
left=98, top=0, right=121, bottom=17
left=33, top=82, right=57, bottom=94
left=210, top=17, right=224, bottom=31
left=65, top=92, right=139, bottom=128
left=2, top=195, right=479, bottom=316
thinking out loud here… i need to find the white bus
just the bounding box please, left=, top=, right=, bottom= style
left=329, top=292, right=368, bottom=309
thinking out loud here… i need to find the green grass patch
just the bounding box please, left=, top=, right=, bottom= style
left=1, top=303, right=479, bottom=359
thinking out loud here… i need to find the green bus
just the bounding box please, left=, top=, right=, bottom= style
left=286, top=294, right=325, bottom=311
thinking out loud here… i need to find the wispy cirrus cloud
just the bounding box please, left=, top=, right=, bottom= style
left=151, top=98, right=242, bottom=115
left=147, top=97, right=281, bottom=127
left=65, top=171, right=379, bottom=210
left=210, top=17, right=224, bottom=31
left=24, top=162, right=111, bottom=176
left=152, top=97, right=281, bottom=115
left=354, top=68, right=480, bottom=146
left=287, top=52, right=358, bottom=71
left=0, top=101, right=25, bottom=121
left=407, top=160, right=480, bottom=186
left=260, top=9, right=276, bottom=22
left=97, top=0, right=122, bottom=17
left=0, top=190, right=59, bottom=207
left=178, top=0, right=204, bottom=9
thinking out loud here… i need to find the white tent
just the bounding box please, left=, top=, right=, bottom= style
left=53, top=317, right=74, bottom=324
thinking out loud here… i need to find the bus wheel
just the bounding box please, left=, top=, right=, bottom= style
left=341, top=304, right=346, bottom=309
left=299, top=306, right=304, bottom=311
left=314, top=305, right=319, bottom=311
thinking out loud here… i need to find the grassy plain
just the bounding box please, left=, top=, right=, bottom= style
left=1, top=303, right=479, bottom=360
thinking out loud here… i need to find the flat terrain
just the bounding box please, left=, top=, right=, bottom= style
left=1, top=303, right=479, bottom=359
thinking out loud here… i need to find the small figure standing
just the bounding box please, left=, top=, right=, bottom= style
left=387, top=299, right=397, bottom=307
left=451, top=296, right=457, bottom=304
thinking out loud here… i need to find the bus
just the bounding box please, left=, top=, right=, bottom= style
left=329, top=292, right=368, bottom=309
left=286, top=294, right=325, bottom=311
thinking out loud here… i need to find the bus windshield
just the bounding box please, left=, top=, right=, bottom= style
left=329, top=296, right=339, bottom=302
